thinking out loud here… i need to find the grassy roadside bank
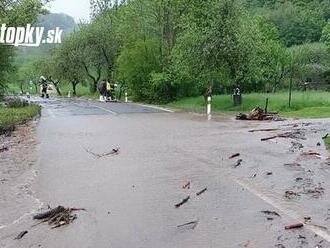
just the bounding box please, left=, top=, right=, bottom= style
left=0, top=105, right=41, bottom=135
left=166, top=91, right=330, bottom=118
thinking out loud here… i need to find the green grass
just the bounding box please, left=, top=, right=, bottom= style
left=167, top=91, right=330, bottom=118
left=325, top=137, right=330, bottom=150
left=0, top=105, right=41, bottom=134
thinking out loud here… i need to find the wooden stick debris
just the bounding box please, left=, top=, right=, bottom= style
left=14, top=231, right=28, bottom=240
left=177, top=220, right=199, bottom=229
left=33, top=206, right=86, bottom=229
left=234, top=159, right=243, bottom=168
left=175, top=196, right=190, bottom=208
left=261, top=210, right=280, bottom=217
left=0, top=146, right=8, bottom=153
left=229, top=153, right=240, bottom=159
left=196, top=188, right=207, bottom=196
left=85, top=147, right=120, bottom=158
left=249, top=128, right=278, bottom=133
left=301, top=151, right=321, bottom=156
left=182, top=182, right=191, bottom=189
left=285, top=223, right=304, bottom=230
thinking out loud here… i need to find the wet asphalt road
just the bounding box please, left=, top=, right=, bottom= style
left=1, top=97, right=330, bottom=248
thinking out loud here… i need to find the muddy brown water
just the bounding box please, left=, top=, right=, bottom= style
left=1, top=97, right=330, bottom=247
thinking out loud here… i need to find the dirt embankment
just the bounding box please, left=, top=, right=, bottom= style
left=0, top=121, right=41, bottom=232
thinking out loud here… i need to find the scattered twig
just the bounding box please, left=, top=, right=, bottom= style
left=182, top=182, right=190, bottom=189
left=322, top=133, right=329, bottom=140
left=249, top=128, right=278, bottom=133
left=0, top=146, right=8, bottom=153
left=261, top=210, right=280, bottom=217
left=33, top=206, right=66, bottom=220
left=285, top=223, right=304, bottom=230
left=177, top=220, right=199, bottom=229
left=33, top=205, right=85, bottom=229
left=301, top=151, right=321, bottom=157
left=261, top=136, right=278, bottom=141
left=196, top=188, right=207, bottom=196
left=229, top=153, right=240, bottom=159
left=261, top=131, right=304, bottom=141
left=84, top=147, right=120, bottom=158
left=234, top=159, right=243, bottom=168
left=175, top=196, right=190, bottom=208
left=14, top=231, right=28, bottom=240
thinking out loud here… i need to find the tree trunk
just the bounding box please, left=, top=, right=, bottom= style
left=71, top=80, right=78, bottom=96
left=54, top=82, right=62, bottom=96
left=203, top=83, right=213, bottom=103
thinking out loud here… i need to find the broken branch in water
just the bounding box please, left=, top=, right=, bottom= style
left=175, top=196, right=190, bottom=208
left=229, top=153, right=240, bottom=159
left=0, top=146, right=8, bottom=153
left=182, top=181, right=191, bottom=189
left=285, top=223, right=304, bottom=230
left=234, top=159, right=243, bottom=168
left=322, top=133, right=329, bottom=140
left=33, top=205, right=86, bottom=229
left=84, top=147, right=120, bottom=158
left=196, top=188, right=207, bottom=196
left=249, top=128, right=278, bottom=133
left=14, top=231, right=28, bottom=240
left=177, top=220, right=199, bottom=229
left=261, top=210, right=280, bottom=217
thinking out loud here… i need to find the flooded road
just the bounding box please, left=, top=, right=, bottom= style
left=1, top=97, right=330, bottom=247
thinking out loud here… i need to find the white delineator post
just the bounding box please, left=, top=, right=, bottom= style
left=125, top=92, right=128, bottom=103
left=68, top=91, right=71, bottom=98
left=207, top=96, right=212, bottom=120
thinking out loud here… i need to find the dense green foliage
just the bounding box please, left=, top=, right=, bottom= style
left=9, top=0, right=330, bottom=105
left=0, top=0, right=48, bottom=96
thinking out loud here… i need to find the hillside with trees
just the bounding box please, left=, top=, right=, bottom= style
left=5, top=0, right=330, bottom=103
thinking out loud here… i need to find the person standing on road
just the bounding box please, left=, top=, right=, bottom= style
left=39, top=76, right=49, bottom=98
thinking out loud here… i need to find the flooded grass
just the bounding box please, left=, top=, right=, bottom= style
left=167, top=91, right=330, bottom=118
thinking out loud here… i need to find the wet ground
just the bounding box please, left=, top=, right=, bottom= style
left=1, top=97, right=330, bottom=247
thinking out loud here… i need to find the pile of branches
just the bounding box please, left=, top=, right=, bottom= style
left=33, top=206, right=85, bottom=229
left=236, top=107, right=284, bottom=121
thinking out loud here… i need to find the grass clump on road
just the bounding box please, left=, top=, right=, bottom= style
left=324, top=137, right=330, bottom=150
left=167, top=91, right=330, bottom=118
left=0, top=104, right=41, bottom=135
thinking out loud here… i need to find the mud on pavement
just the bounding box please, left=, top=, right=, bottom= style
left=0, top=121, right=42, bottom=235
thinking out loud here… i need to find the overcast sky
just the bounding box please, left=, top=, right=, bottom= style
left=47, top=0, right=90, bottom=22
